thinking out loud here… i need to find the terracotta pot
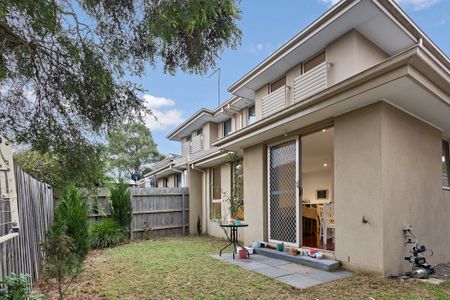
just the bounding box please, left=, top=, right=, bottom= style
left=290, top=248, right=298, bottom=256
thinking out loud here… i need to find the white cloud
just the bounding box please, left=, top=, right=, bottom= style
left=143, top=94, right=175, bottom=109
left=318, top=0, right=340, bottom=6
left=142, top=94, right=184, bottom=131
left=319, top=0, right=439, bottom=10
left=396, top=0, right=440, bottom=10
left=249, top=42, right=273, bottom=55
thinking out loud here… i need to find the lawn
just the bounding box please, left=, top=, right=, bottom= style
left=39, top=236, right=450, bottom=299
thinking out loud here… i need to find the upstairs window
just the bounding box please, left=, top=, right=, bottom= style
left=443, top=140, right=450, bottom=187
left=248, top=105, right=256, bottom=125
left=162, top=177, right=168, bottom=188
left=270, top=77, right=286, bottom=93
left=223, top=119, right=232, bottom=137
left=304, top=52, right=326, bottom=73
left=196, top=128, right=203, bottom=136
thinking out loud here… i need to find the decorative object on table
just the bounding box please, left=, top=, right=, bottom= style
left=228, top=218, right=235, bottom=224
left=289, top=247, right=298, bottom=256
left=252, top=240, right=261, bottom=249
left=276, top=242, right=284, bottom=252
left=235, top=219, right=241, bottom=226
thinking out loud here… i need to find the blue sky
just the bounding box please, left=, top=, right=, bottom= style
left=139, top=0, right=450, bottom=155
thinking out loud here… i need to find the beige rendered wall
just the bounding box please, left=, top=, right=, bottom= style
left=254, top=85, right=268, bottom=121
left=203, top=122, right=218, bottom=150
left=242, top=144, right=266, bottom=246
left=380, top=103, right=450, bottom=275
left=286, top=63, right=303, bottom=106
left=326, top=30, right=388, bottom=86
left=334, top=103, right=384, bottom=272
left=187, top=167, right=203, bottom=234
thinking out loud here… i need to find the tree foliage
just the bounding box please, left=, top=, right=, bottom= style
left=0, top=0, right=241, bottom=161
left=108, top=122, right=163, bottom=178
left=13, top=146, right=107, bottom=196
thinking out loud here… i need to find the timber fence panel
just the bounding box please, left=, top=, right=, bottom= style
left=0, top=166, right=54, bottom=285
left=88, top=187, right=189, bottom=238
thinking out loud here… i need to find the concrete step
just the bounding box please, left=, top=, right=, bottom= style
left=255, top=247, right=340, bottom=272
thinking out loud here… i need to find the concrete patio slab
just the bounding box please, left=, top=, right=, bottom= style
left=211, top=253, right=352, bottom=289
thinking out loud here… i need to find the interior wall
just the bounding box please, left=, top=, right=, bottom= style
left=302, top=170, right=333, bottom=203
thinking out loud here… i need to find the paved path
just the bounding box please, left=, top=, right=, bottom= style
left=212, top=253, right=352, bottom=289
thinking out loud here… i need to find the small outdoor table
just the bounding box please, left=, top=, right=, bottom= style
left=219, top=223, right=249, bottom=259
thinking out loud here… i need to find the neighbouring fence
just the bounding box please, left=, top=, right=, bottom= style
left=0, top=166, right=54, bottom=284
left=89, top=187, right=189, bottom=238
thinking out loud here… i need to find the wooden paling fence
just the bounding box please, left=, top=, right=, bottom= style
left=0, top=166, right=54, bottom=284
left=89, top=187, right=189, bottom=238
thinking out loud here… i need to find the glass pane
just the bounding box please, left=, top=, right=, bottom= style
left=213, top=167, right=221, bottom=199
left=248, top=105, right=256, bottom=124
left=213, top=202, right=221, bottom=219
left=270, top=77, right=286, bottom=93
left=443, top=140, right=450, bottom=187
left=223, top=119, right=232, bottom=136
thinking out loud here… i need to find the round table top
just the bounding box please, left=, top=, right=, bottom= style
left=220, top=223, right=248, bottom=228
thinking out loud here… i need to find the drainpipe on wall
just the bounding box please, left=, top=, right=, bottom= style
left=190, top=163, right=207, bottom=234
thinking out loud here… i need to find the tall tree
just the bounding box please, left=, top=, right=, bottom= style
left=14, top=145, right=107, bottom=196
left=107, top=122, right=163, bottom=179
left=0, top=0, right=241, bottom=164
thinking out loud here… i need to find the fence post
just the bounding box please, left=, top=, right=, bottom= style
left=181, top=188, right=186, bottom=235
left=129, top=188, right=134, bottom=240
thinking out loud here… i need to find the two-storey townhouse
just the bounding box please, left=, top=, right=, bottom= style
left=154, top=0, right=450, bottom=275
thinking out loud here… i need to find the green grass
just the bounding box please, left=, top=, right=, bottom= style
left=39, top=236, right=450, bottom=299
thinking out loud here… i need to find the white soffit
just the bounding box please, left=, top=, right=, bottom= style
left=234, top=0, right=415, bottom=98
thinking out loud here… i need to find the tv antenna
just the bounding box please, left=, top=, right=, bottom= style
left=208, top=67, right=221, bottom=106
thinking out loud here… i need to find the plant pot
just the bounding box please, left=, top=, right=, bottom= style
left=238, top=248, right=248, bottom=259
left=289, top=248, right=298, bottom=256
left=276, top=243, right=284, bottom=252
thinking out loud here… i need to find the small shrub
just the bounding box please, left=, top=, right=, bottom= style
left=110, top=183, right=132, bottom=232
left=90, top=219, right=125, bottom=248
left=41, top=225, right=82, bottom=300
left=55, top=185, right=90, bottom=258
left=197, top=216, right=202, bottom=235
left=0, top=273, right=41, bottom=300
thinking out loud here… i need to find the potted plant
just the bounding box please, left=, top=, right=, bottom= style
left=290, top=247, right=298, bottom=256
left=276, top=242, right=284, bottom=252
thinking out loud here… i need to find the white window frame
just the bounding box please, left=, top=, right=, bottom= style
left=443, top=139, right=450, bottom=190
left=248, top=105, right=256, bottom=125
left=223, top=119, right=232, bottom=137
left=210, top=166, right=222, bottom=219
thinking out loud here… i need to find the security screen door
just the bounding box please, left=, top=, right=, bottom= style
left=268, top=138, right=300, bottom=246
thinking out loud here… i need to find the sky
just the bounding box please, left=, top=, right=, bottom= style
left=138, top=0, right=450, bottom=155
